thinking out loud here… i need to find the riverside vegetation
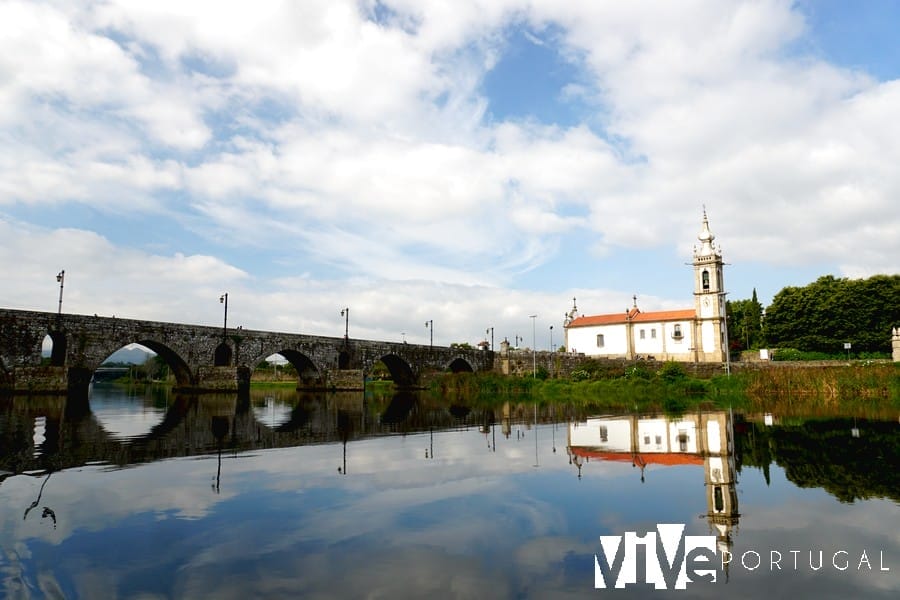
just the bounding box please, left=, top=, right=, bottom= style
left=427, top=360, right=900, bottom=418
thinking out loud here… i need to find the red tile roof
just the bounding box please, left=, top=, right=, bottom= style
left=571, top=448, right=704, bottom=466
left=567, top=308, right=694, bottom=328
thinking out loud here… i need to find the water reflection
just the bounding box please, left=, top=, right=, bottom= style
left=91, top=384, right=169, bottom=441
left=0, top=386, right=897, bottom=598
left=567, top=411, right=740, bottom=570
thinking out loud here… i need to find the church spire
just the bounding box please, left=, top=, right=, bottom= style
left=695, top=206, right=719, bottom=258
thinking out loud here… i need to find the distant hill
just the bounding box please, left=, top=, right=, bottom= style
left=41, top=344, right=155, bottom=364
left=104, top=346, right=154, bottom=365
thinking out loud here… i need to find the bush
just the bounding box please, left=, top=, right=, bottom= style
left=772, top=348, right=809, bottom=361
left=657, top=361, right=687, bottom=382
left=570, top=369, right=591, bottom=382
left=624, top=365, right=652, bottom=380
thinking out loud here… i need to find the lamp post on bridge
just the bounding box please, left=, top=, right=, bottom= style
left=425, top=320, right=433, bottom=348
left=529, top=315, right=537, bottom=378
left=56, top=270, right=65, bottom=316
left=341, top=307, right=349, bottom=341
left=486, top=327, right=493, bottom=350
left=219, top=293, right=228, bottom=342
left=549, top=325, right=555, bottom=378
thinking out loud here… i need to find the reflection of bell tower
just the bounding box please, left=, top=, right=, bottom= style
left=699, top=411, right=740, bottom=578
left=693, top=209, right=726, bottom=362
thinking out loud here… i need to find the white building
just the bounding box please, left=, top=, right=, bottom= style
left=563, top=211, right=727, bottom=363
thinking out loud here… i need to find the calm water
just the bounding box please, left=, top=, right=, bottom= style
left=1, top=384, right=898, bottom=599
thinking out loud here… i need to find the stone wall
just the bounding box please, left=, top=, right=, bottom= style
left=496, top=350, right=591, bottom=378
left=496, top=350, right=752, bottom=380
left=11, top=366, right=68, bottom=394
left=330, top=369, right=365, bottom=390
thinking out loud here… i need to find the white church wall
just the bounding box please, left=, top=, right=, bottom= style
left=701, top=320, right=719, bottom=358
left=633, top=324, right=664, bottom=356
left=566, top=323, right=629, bottom=357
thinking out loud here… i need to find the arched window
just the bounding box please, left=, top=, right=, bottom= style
left=702, top=270, right=710, bottom=291
left=214, top=343, right=232, bottom=366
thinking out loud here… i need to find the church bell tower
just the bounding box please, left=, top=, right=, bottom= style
left=693, top=210, right=726, bottom=362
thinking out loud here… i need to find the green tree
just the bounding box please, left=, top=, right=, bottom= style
left=726, top=288, right=764, bottom=351
left=765, top=274, right=900, bottom=354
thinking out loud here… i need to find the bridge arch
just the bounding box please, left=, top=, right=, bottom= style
left=247, top=348, right=325, bottom=388
left=445, top=356, right=476, bottom=373
left=214, top=343, right=233, bottom=367
left=89, top=339, right=194, bottom=389
left=43, top=332, right=67, bottom=367
left=372, top=353, right=416, bottom=388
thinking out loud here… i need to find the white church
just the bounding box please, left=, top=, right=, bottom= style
left=563, top=211, right=727, bottom=363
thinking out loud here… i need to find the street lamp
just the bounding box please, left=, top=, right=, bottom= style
left=425, top=320, right=433, bottom=348
left=341, top=307, right=349, bottom=340
left=529, top=315, right=537, bottom=378
left=549, top=325, right=554, bottom=352
left=486, top=327, right=494, bottom=350
left=219, top=293, right=228, bottom=341
left=56, top=270, right=65, bottom=315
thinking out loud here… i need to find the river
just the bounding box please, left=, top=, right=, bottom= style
left=1, top=384, right=898, bottom=598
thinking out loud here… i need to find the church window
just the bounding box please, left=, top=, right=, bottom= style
left=596, top=334, right=605, bottom=348
left=643, top=435, right=650, bottom=445
left=702, top=270, right=710, bottom=290
left=651, top=329, right=657, bottom=339
left=673, top=324, right=683, bottom=339
left=639, top=329, right=645, bottom=339
left=599, top=426, right=608, bottom=443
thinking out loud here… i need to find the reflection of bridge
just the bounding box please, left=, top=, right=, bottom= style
left=0, top=308, right=493, bottom=394
left=0, top=391, right=500, bottom=478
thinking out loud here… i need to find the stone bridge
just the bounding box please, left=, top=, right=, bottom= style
left=0, top=308, right=494, bottom=395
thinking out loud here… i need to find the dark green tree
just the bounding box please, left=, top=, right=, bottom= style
left=726, top=288, right=764, bottom=351
left=765, top=274, right=900, bottom=354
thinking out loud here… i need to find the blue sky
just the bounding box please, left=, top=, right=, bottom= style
left=1, top=0, right=898, bottom=349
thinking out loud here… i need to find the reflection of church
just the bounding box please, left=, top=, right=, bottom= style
left=566, top=411, right=739, bottom=559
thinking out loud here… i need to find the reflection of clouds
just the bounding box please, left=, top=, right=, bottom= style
left=174, top=546, right=511, bottom=600
left=0, top=459, right=236, bottom=548
left=251, top=399, right=294, bottom=429
left=1, top=421, right=898, bottom=599
left=94, top=409, right=167, bottom=441
left=682, top=466, right=900, bottom=598
left=514, top=535, right=596, bottom=589
left=91, top=396, right=166, bottom=441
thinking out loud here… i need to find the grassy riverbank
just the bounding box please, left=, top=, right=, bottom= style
left=428, top=361, right=900, bottom=416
